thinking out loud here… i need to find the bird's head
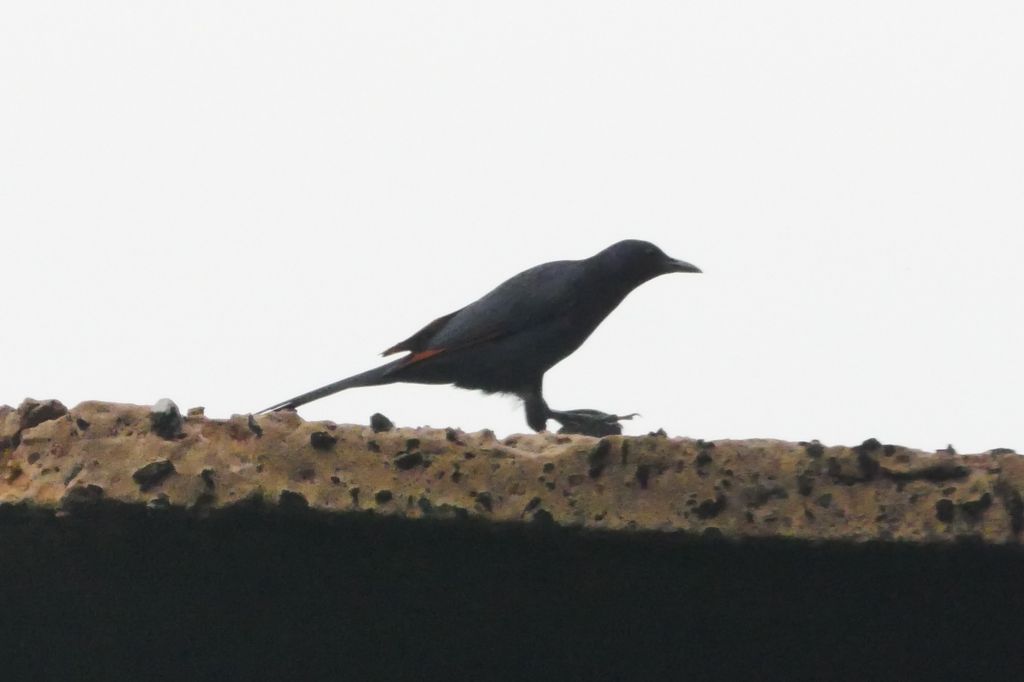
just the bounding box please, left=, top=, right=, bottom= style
left=595, top=239, right=701, bottom=285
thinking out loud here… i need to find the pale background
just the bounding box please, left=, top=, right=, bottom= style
left=2, top=2, right=1021, bottom=453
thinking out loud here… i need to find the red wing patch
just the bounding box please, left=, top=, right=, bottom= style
left=403, top=348, right=446, bottom=365
left=394, top=330, right=505, bottom=367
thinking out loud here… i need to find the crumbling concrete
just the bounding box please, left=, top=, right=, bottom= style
left=0, top=399, right=1020, bottom=544
left=2, top=398, right=1022, bottom=679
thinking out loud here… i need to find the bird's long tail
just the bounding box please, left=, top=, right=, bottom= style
left=256, top=358, right=406, bottom=414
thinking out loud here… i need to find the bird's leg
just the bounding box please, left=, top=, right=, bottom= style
left=522, top=386, right=552, bottom=433
left=547, top=408, right=638, bottom=437
left=520, top=382, right=637, bottom=436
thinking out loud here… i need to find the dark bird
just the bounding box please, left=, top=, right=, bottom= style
left=258, top=240, right=700, bottom=435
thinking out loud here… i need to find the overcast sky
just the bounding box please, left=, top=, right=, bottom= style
left=2, top=2, right=1021, bottom=453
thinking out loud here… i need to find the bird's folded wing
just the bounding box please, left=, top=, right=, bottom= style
left=382, top=309, right=464, bottom=356
left=382, top=259, right=583, bottom=362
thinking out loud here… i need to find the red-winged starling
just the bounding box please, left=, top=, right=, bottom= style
left=258, top=239, right=700, bottom=435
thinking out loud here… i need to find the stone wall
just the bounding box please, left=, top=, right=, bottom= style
left=2, top=399, right=1021, bottom=543
left=1, top=398, right=1022, bottom=678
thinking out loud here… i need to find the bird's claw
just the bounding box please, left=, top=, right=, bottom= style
left=550, top=409, right=639, bottom=437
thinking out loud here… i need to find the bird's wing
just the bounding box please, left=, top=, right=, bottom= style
left=385, top=259, right=585, bottom=365
left=381, top=309, right=464, bottom=356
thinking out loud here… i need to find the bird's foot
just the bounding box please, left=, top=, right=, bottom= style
left=549, top=409, right=638, bottom=437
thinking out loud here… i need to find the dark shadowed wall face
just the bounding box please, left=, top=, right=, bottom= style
left=2, top=508, right=1022, bottom=679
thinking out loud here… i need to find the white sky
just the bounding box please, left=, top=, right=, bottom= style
left=2, top=2, right=1021, bottom=453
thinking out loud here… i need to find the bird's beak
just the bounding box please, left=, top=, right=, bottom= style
left=666, top=258, right=701, bottom=274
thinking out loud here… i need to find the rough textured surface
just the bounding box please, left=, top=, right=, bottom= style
left=2, top=399, right=1023, bottom=679
left=1, top=399, right=1020, bottom=544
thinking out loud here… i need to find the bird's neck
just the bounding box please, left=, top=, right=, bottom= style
left=580, top=259, right=647, bottom=314
left=587, top=255, right=650, bottom=290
